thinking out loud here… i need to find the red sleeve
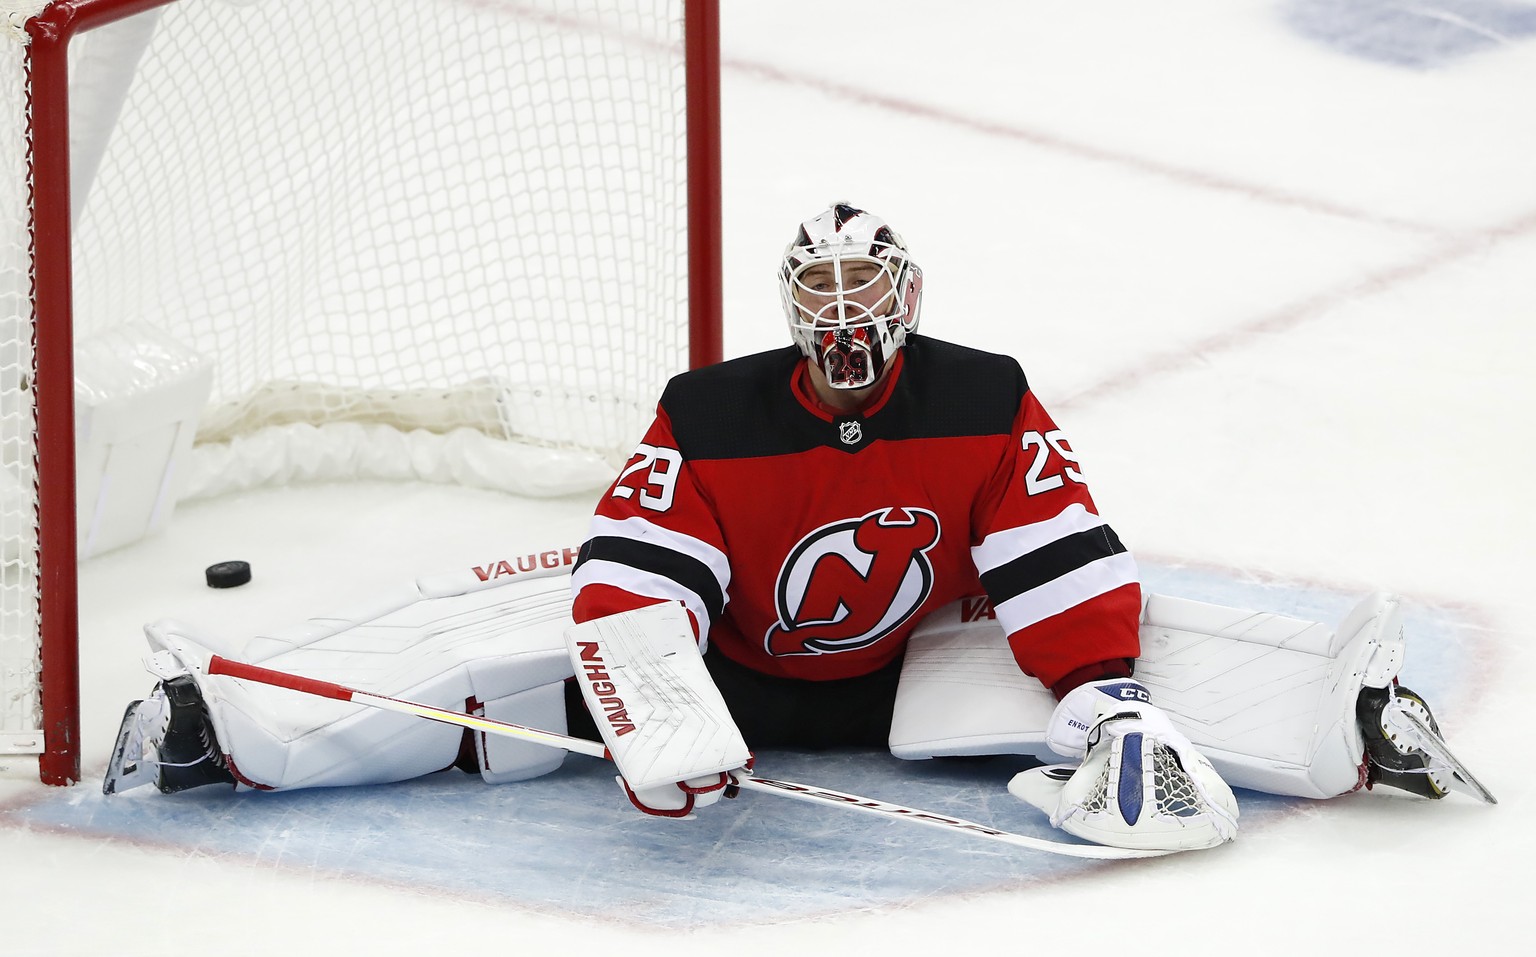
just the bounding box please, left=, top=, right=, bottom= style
left=572, top=582, right=705, bottom=640
left=571, top=583, right=662, bottom=624
left=568, top=406, right=725, bottom=647
left=1050, top=656, right=1136, bottom=700
left=971, top=391, right=1141, bottom=692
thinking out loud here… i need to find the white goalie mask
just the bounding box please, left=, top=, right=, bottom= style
left=779, top=203, right=923, bottom=390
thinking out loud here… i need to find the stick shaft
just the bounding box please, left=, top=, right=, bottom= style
left=732, top=777, right=1164, bottom=859
left=204, top=655, right=1164, bottom=860
left=206, top=655, right=607, bottom=759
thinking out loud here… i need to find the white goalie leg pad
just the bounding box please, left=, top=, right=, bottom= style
left=888, top=598, right=1058, bottom=761
left=1138, top=590, right=1404, bottom=798
left=565, top=601, right=750, bottom=792
left=471, top=682, right=569, bottom=784
left=145, top=565, right=578, bottom=790
left=891, top=591, right=1407, bottom=798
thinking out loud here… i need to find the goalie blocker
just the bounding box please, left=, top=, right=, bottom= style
left=564, top=602, right=753, bottom=817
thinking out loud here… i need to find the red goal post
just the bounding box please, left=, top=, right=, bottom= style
left=1, top=0, right=722, bottom=785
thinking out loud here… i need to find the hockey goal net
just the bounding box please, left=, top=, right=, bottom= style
left=1, top=0, right=721, bottom=784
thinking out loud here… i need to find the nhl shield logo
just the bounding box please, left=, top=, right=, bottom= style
left=838, top=420, right=863, bottom=445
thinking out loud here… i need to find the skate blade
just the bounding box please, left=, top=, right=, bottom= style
left=1398, top=708, right=1497, bottom=805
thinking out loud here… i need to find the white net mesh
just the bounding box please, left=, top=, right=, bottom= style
left=1, top=4, right=40, bottom=753
left=1078, top=740, right=1211, bottom=819
left=71, top=0, right=689, bottom=459
left=2, top=0, right=697, bottom=756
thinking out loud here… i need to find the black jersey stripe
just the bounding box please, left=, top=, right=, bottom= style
left=576, top=535, right=728, bottom=621
left=978, top=525, right=1129, bottom=605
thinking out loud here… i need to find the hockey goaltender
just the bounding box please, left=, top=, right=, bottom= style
left=104, top=204, right=1493, bottom=854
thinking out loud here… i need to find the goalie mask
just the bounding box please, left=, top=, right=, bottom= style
left=779, top=203, right=923, bottom=390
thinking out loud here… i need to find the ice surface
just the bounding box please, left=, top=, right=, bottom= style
left=7, top=565, right=1472, bottom=929
left=3, top=1, right=1532, bottom=954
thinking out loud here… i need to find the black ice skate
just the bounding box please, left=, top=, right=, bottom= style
left=102, top=675, right=235, bottom=795
left=1356, top=683, right=1495, bottom=804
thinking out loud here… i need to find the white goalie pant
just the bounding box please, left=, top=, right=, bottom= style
left=146, top=566, right=577, bottom=791
left=890, top=591, right=1407, bottom=798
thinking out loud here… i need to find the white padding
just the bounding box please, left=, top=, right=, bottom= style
left=891, top=591, right=1407, bottom=799
left=475, top=682, right=569, bottom=784
left=565, top=602, right=749, bottom=791
left=1136, top=591, right=1403, bottom=798
left=147, top=569, right=577, bottom=790
left=184, top=420, right=614, bottom=502
left=887, top=598, right=1056, bottom=761
left=74, top=324, right=212, bottom=558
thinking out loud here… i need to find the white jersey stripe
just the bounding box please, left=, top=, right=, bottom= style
left=970, top=502, right=1107, bottom=576
left=585, top=513, right=732, bottom=596
left=991, top=551, right=1140, bottom=634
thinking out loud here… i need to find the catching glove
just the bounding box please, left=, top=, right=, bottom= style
left=1012, top=678, right=1239, bottom=851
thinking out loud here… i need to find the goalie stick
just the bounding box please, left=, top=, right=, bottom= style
left=203, top=655, right=1175, bottom=860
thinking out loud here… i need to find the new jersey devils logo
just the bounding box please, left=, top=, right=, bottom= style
left=764, top=507, right=941, bottom=657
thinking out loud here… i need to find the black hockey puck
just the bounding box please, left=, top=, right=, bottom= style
left=205, top=560, right=252, bottom=588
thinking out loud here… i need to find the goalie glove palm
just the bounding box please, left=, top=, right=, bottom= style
left=1013, top=679, right=1240, bottom=851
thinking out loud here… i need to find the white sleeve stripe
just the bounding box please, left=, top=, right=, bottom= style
left=991, top=551, right=1139, bottom=633
left=971, top=502, right=1106, bottom=575
left=585, top=514, right=731, bottom=594
left=571, top=558, right=715, bottom=648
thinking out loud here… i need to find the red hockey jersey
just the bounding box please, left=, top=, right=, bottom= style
left=571, top=336, right=1141, bottom=691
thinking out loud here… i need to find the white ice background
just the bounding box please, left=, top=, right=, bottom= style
left=3, top=1, right=1534, bottom=953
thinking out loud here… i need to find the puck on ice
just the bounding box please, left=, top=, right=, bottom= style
left=205, top=561, right=252, bottom=588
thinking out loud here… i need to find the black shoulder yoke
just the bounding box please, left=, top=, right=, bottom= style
left=660, top=336, right=1028, bottom=461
